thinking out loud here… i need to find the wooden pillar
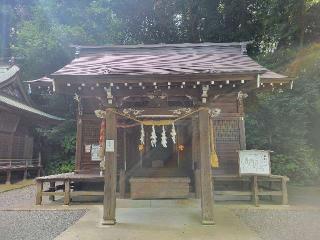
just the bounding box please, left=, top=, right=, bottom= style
left=49, top=182, right=56, bottom=201
left=64, top=179, right=71, bottom=205
left=102, top=109, right=117, bottom=225
left=35, top=180, right=43, bottom=205
left=252, top=176, right=259, bottom=206
left=192, top=116, right=201, bottom=198
left=199, top=109, right=215, bottom=225
left=119, top=169, right=126, bottom=199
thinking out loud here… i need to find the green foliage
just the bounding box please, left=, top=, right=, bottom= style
left=38, top=119, right=76, bottom=175
left=246, top=44, right=320, bottom=184
left=1, top=1, right=319, bottom=184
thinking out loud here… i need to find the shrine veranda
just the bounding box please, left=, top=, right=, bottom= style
left=34, top=42, right=292, bottom=224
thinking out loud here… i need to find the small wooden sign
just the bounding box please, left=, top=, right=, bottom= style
left=84, top=144, right=91, bottom=153
left=239, top=150, right=271, bottom=176
left=105, top=140, right=115, bottom=152
left=91, top=144, right=100, bottom=161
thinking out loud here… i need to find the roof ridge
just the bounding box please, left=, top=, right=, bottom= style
left=70, top=41, right=253, bottom=50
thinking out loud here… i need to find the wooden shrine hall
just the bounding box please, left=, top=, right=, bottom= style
left=35, top=42, right=292, bottom=225
left=0, top=60, right=63, bottom=184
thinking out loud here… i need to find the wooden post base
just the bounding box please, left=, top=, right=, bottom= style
left=101, top=219, right=116, bottom=225
left=202, top=220, right=215, bottom=225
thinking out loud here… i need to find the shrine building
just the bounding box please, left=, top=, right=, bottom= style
left=34, top=42, right=292, bottom=225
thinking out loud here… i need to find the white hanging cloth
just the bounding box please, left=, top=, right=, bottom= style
left=170, top=123, right=176, bottom=144
left=140, top=123, right=145, bottom=145
left=161, top=125, right=167, bottom=148
left=150, top=125, right=157, bottom=147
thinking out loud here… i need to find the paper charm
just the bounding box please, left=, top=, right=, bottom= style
left=161, top=125, right=167, bottom=148
left=140, top=123, right=145, bottom=145
left=150, top=125, right=157, bottom=147
left=170, top=123, right=177, bottom=144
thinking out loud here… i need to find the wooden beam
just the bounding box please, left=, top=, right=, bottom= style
left=102, top=109, right=117, bottom=225
left=199, top=109, right=215, bottom=225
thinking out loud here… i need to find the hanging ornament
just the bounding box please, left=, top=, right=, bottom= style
left=170, top=123, right=176, bottom=144
left=178, top=144, right=185, bottom=152
left=150, top=125, right=157, bottom=147
left=161, top=126, right=167, bottom=148
left=138, top=144, right=144, bottom=152
left=140, top=124, right=145, bottom=145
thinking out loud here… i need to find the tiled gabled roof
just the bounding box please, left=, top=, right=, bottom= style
left=52, top=42, right=278, bottom=77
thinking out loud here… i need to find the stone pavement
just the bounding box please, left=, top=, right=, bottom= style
left=54, top=200, right=262, bottom=240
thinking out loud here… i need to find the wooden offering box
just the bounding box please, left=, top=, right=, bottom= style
left=130, top=177, right=191, bottom=199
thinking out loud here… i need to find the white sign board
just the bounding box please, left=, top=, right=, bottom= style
left=91, top=144, right=100, bottom=161
left=239, top=150, right=271, bottom=176
left=105, top=140, right=115, bottom=152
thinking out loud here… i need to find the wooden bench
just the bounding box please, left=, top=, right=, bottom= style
left=213, top=174, right=289, bottom=206
left=35, top=173, right=104, bottom=205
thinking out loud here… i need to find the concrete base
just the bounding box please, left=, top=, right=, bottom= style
left=55, top=202, right=262, bottom=240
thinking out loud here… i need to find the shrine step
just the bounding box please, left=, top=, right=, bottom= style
left=117, top=199, right=200, bottom=208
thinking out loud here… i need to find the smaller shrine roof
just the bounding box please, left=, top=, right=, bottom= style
left=0, top=94, right=64, bottom=121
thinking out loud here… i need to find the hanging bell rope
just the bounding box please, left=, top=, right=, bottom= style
left=209, top=119, right=219, bottom=168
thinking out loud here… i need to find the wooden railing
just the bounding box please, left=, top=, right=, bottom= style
left=0, top=158, right=41, bottom=169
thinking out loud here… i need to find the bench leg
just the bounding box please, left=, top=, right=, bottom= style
left=37, top=168, right=41, bottom=177
left=23, top=169, right=28, bottom=180
left=281, top=178, right=288, bottom=205
left=36, top=181, right=43, bottom=205
left=49, top=182, right=55, bottom=201
left=6, top=171, right=11, bottom=184
left=252, top=176, right=259, bottom=206
left=269, top=181, right=273, bottom=201
left=64, top=180, right=71, bottom=205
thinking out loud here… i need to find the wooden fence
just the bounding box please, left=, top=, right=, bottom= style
left=0, top=154, right=42, bottom=184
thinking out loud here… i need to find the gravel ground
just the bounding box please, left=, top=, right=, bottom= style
left=0, top=185, right=51, bottom=209
left=0, top=185, right=87, bottom=240
left=234, top=209, right=320, bottom=240
left=0, top=210, right=87, bottom=240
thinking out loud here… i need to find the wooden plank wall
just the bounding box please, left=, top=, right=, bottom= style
left=77, top=93, right=245, bottom=175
